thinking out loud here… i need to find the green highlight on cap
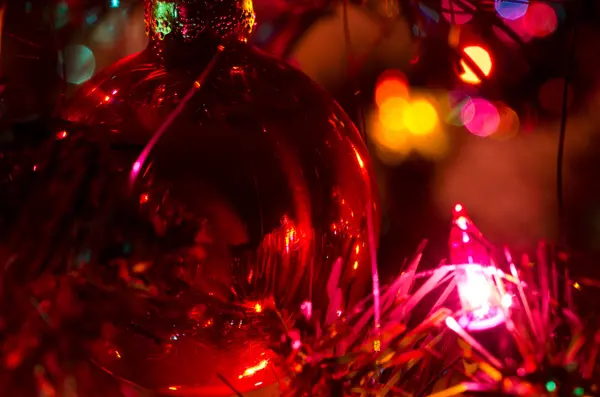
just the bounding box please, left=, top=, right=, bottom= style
left=546, top=381, right=557, bottom=393
left=152, top=1, right=177, bottom=39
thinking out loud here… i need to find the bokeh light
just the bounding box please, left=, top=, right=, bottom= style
left=446, top=92, right=472, bottom=126
left=57, top=45, right=96, bottom=85
left=460, top=46, right=493, bottom=85
left=53, top=1, right=69, bottom=29
left=375, top=70, right=409, bottom=106
left=523, top=3, right=557, bottom=37
left=403, top=99, right=438, bottom=136
left=492, top=103, right=520, bottom=139
left=379, top=97, right=408, bottom=131
left=495, top=0, right=529, bottom=20
left=493, top=16, right=533, bottom=44
left=441, top=0, right=473, bottom=24
left=461, top=98, right=500, bottom=137
left=372, top=72, right=448, bottom=163
left=372, top=106, right=409, bottom=155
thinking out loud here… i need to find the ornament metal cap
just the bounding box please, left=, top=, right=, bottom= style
left=144, top=0, right=256, bottom=43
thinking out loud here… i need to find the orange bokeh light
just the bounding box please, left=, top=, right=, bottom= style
left=460, top=46, right=493, bottom=85
left=375, top=70, right=409, bottom=106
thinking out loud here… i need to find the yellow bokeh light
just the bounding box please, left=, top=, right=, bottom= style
left=379, top=97, right=408, bottom=131
left=460, top=45, right=493, bottom=85
left=402, top=99, right=438, bottom=136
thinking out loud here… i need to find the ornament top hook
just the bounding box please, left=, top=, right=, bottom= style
left=144, top=0, right=256, bottom=43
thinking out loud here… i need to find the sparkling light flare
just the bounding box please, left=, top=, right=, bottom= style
left=456, top=265, right=507, bottom=331
left=457, top=265, right=494, bottom=313
left=238, top=359, right=269, bottom=379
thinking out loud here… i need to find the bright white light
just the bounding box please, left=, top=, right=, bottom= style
left=501, top=294, right=513, bottom=308
left=455, top=264, right=506, bottom=331
left=457, top=265, right=493, bottom=312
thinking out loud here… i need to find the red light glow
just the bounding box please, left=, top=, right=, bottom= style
left=441, top=0, right=473, bottom=24
left=456, top=265, right=507, bottom=331
left=524, top=3, right=557, bottom=37
left=375, top=70, right=409, bottom=107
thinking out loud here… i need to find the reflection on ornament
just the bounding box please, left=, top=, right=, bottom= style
left=54, top=0, right=379, bottom=394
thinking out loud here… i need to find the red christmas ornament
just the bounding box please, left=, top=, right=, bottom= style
left=56, top=0, right=379, bottom=395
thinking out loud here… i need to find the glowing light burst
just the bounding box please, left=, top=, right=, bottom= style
left=280, top=204, right=599, bottom=396
left=456, top=264, right=507, bottom=331
left=457, top=265, right=493, bottom=311
left=451, top=205, right=508, bottom=331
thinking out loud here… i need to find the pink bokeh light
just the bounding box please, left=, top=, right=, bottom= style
left=461, top=98, right=500, bottom=137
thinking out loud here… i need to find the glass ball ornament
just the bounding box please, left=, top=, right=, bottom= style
left=55, top=0, right=379, bottom=395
